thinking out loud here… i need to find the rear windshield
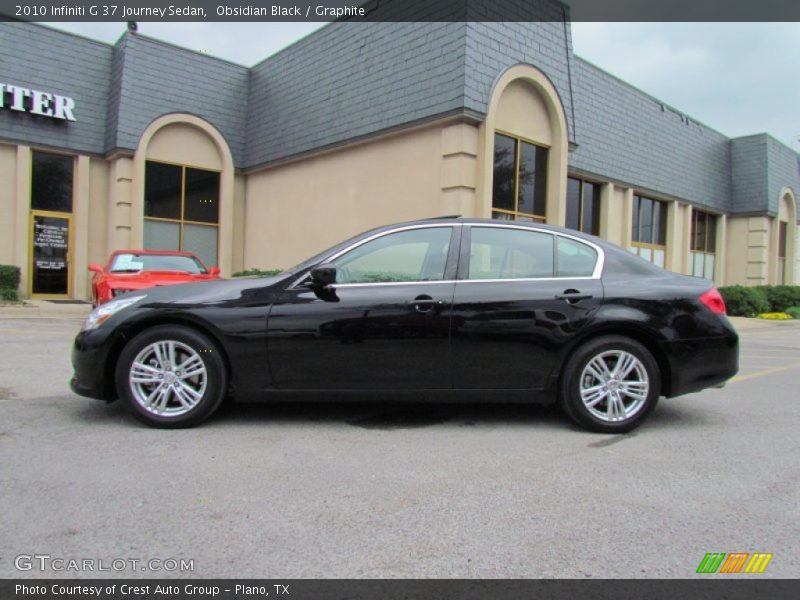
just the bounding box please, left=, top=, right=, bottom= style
left=109, top=254, right=207, bottom=274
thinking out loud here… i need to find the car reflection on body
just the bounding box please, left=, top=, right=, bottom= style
left=71, top=218, right=738, bottom=433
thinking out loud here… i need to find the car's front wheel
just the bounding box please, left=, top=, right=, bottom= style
left=560, top=335, right=660, bottom=433
left=115, top=325, right=227, bottom=428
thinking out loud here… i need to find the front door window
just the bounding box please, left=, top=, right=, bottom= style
left=331, top=227, right=452, bottom=284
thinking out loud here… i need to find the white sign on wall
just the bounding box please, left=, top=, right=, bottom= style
left=0, top=82, right=76, bottom=121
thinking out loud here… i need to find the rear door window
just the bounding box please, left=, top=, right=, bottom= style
left=467, top=227, right=555, bottom=280
left=556, top=237, right=598, bottom=277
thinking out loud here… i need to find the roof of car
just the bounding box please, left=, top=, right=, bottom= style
left=383, top=217, right=604, bottom=244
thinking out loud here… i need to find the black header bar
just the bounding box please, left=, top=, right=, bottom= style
left=2, top=579, right=800, bottom=600
left=1, top=0, right=799, bottom=22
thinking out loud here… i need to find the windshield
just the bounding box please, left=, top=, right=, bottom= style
left=109, top=253, right=207, bottom=274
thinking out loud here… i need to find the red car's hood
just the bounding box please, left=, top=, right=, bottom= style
left=104, top=271, right=217, bottom=290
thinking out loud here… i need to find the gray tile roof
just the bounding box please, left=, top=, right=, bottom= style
left=731, top=134, right=769, bottom=215
left=464, top=20, right=576, bottom=143
left=569, top=57, right=733, bottom=214
left=731, top=134, right=800, bottom=217
left=0, top=23, right=112, bottom=154
left=1, top=18, right=797, bottom=221
left=108, top=34, right=250, bottom=164
left=245, top=21, right=468, bottom=167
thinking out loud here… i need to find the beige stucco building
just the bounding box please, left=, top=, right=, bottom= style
left=0, top=17, right=797, bottom=301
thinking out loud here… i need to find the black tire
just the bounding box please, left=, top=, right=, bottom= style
left=115, top=325, right=228, bottom=428
left=559, top=335, right=660, bottom=433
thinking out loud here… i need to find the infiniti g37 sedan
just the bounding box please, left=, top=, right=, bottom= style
left=71, top=218, right=739, bottom=433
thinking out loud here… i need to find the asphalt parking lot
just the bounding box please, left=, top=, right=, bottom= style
left=1, top=308, right=798, bottom=578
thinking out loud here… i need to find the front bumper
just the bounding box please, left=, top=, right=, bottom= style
left=70, top=328, right=119, bottom=402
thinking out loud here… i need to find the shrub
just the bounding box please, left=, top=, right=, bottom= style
left=786, top=306, right=800, bottom=320
left=718, top=285, right=770, bottom=317
left=0, top=288, right=19, bottom=302
left=0, top=265, right=20, bottom=291
left=755, top=285, right=800, bottom=313
left=231, top=268, right=283, bottom=278
left=757, top=312, right=792, bottom=320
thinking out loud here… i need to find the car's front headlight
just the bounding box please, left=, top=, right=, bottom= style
left=82, top=295, right=147, bottom=331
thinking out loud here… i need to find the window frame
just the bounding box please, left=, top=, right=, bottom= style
left=289, top=223, right=605, bottom=290
left=291, top=224, right=460, bottom=289
left=492, top=131, right=549, bottom=223
left=777, top=220, right=788, bottom=285
left=689, top=209, right=718, bottom=279
left=457, top=224, right=604, bottom=282
left=630, top=194, right=668, bottom=267
left=143, top=159, right=221, bottom=264
left=30, top=149, right=75, bottom=214
left=330, top=226, right=455, bottom=285
left=566, top=176, right=602, bottom=235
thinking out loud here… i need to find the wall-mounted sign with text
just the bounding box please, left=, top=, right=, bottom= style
left=0, top=82, right=76, bottom=121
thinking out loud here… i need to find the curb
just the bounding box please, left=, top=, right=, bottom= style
left=0, top=300, right=92, bottom=319
left=727, top=316, right=800, bottom=330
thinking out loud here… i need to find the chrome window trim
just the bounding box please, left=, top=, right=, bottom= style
left=456, top=276, right=598, bottom=284
left=288, top=221, right=605, bottom=290
left=332, top=280, right=457, bottom=289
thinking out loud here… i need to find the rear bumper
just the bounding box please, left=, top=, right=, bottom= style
left=661, top=333, right=739, bottom=398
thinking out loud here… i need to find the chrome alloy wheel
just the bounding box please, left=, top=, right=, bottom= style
left=579, top=350, right=649, bottom=423
left=128, top=340, right=207, bottom=417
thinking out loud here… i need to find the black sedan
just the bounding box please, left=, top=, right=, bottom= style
left=71, top=218, right=738, bottom=433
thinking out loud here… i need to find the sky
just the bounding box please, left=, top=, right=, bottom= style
left=42, top=21, right=800, bottom=151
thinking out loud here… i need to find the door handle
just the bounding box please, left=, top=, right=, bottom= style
left=555, top=290, right=593, bottom=304
left=408, top=295, right=444, bottom=313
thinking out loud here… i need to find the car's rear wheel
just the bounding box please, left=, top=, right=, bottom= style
left=115, top=325, right=227, bottom=428
left=560, top=335, right=660, bottom=433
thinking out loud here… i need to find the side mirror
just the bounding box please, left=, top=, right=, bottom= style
left=209, top=267, right=221, bottom=276
left=310, top=264, right=337, bottom=287
left=88, top=263, right=104, bottom=273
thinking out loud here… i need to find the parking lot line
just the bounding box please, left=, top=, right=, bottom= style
left=729, top=361, right=800, bottom=384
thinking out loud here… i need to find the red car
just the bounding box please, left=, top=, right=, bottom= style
left=88, top=250, right=221, bottom=307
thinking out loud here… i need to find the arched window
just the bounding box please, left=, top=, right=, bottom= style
left=484, top=68, right=568, bottom=226
left=143, top=160, right=220, bottom=267
left=136, top=117, right=231, bottom=270
left=492, top=132, right=548, bottom=222
left=776, top=190, right=796, bottom=285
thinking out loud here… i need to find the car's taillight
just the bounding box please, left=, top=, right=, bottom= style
left=700, top=287, right=726, bottom=315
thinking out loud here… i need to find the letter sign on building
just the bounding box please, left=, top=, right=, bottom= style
left=0, top=83, right=76, bottom=121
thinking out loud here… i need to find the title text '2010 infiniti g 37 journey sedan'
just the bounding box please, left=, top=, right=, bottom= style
left=71, top=218, right=738, bottom=433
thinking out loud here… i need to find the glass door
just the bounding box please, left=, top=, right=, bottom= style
left=30, top=211, right=72, bottom=297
